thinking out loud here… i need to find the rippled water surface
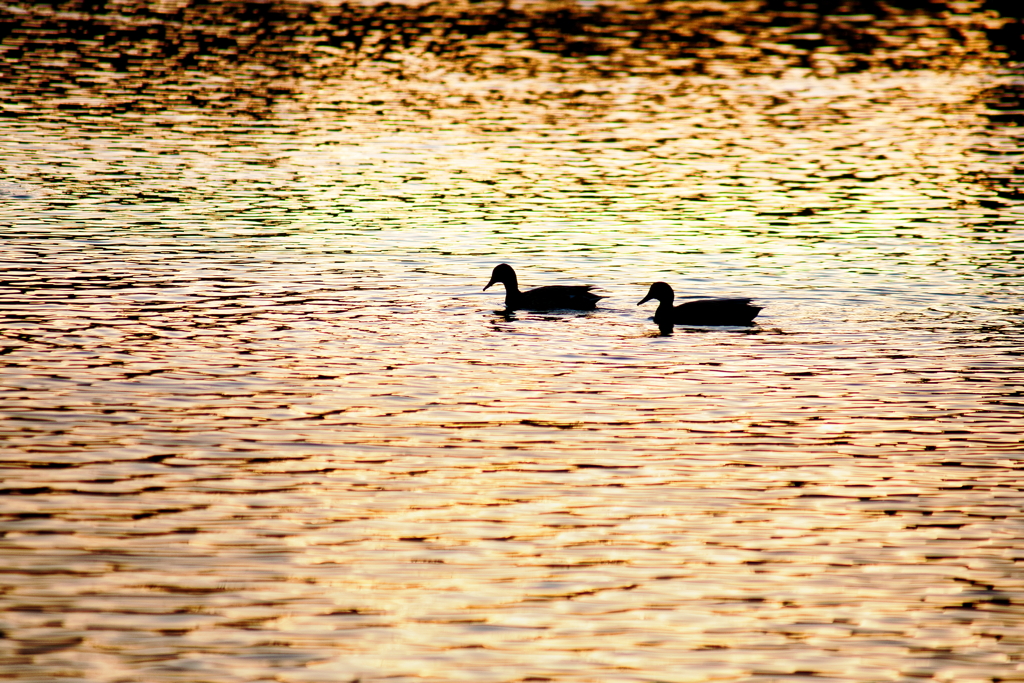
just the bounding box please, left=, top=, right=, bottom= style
left=2, top=0, right=1024, bottom=680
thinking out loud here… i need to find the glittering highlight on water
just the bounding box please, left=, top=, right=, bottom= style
left=2, top=0, right=1024, bottom=680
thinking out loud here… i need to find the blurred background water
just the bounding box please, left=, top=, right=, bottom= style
left=1, top=0, right=1023, bottom=681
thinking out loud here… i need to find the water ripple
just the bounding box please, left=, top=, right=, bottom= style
left=2, top=0, right=1024, bottom=680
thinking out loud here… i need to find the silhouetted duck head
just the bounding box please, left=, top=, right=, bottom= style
left=484, top=263, right=519, bottom=293
left=637, top=281, right=674, bottom=306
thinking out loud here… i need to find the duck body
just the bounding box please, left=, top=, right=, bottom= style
left=639, top=281, right=761, bottom=326
left=484, top=263, right=603, bottom=311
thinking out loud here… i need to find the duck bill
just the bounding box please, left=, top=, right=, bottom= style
left=637, top=294, right=653, bottom=306
left=483, top=278, right=497, bottom=291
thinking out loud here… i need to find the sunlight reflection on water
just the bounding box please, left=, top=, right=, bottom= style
left=1, top=0, right=1024, bottom=680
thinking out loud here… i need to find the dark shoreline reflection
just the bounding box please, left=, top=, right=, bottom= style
left=0, top=0, right=1014, bottom=116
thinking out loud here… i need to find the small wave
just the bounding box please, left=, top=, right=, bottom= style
left=0, top=181, right=44, bottom=199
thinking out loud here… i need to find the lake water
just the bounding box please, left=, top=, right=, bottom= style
left=2, top=0, right=1023, bottom=680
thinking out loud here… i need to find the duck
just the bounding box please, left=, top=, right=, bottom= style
left=483, top=263, right=603, bottom=311
left=638, top=281, right=761, bottom=326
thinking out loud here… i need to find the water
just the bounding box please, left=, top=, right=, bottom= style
left=2, top=0, right=1024, bottom=680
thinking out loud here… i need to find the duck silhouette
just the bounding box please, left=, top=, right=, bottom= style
left=484, top=263, right=603, bottom=311
left=638, top=281, right=761, bottom=326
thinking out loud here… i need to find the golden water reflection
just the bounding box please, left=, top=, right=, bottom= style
left=2, top=0, right=1024, bottom=680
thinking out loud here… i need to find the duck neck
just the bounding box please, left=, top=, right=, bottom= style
left=503, top=280, right=520, bottom=307
left=653, top=296, right=674, bottom=322
left=502, top=274, right=520, bottom=304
